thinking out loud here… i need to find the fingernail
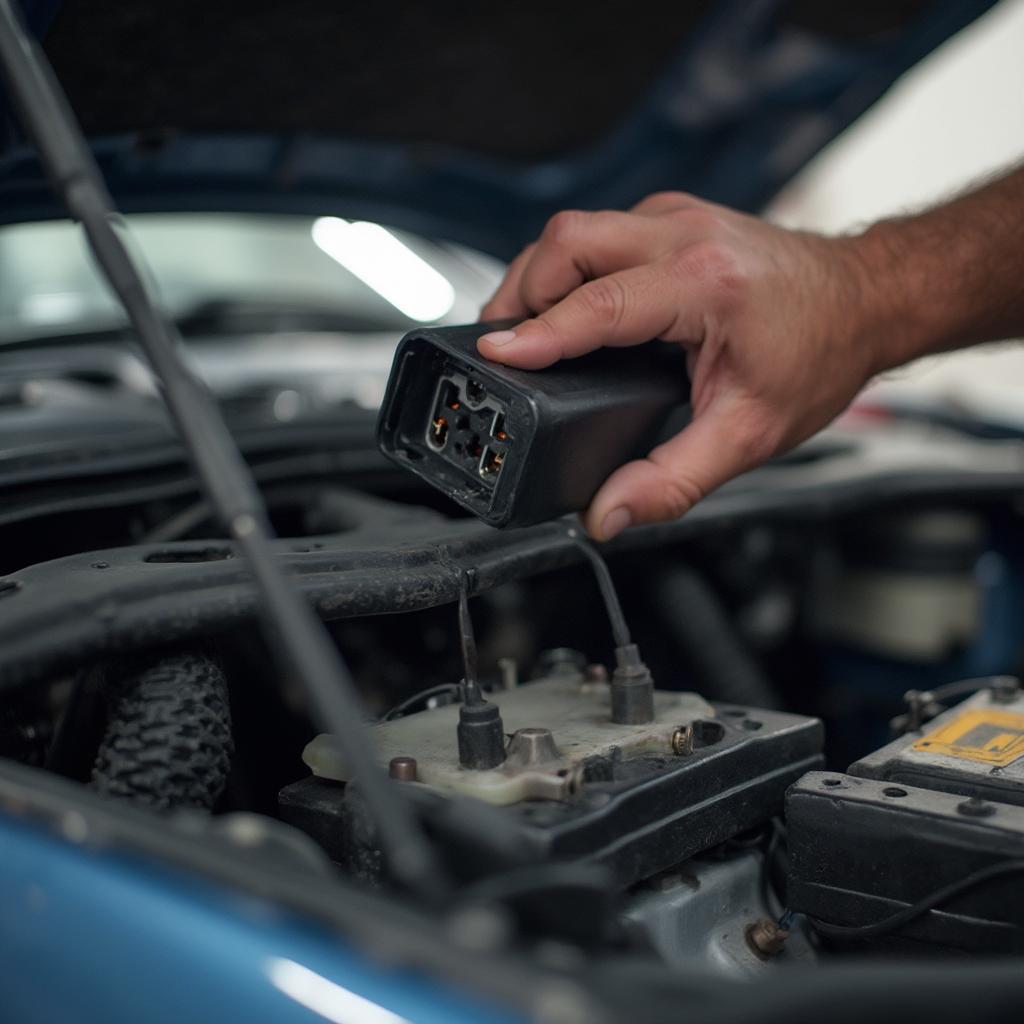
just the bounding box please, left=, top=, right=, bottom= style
left=600, top=507, right=632, bottom=540
left=478, top=329, right=517, bottom=347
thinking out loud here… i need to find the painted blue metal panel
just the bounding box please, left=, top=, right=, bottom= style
left=0, top=816, right=524, bottom=1024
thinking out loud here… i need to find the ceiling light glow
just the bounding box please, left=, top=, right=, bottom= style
left=312, top=217, right=455, bottom=322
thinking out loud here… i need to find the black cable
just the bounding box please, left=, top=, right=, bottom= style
left=809, top=860, right=1024, bottom=941
left=761, top=817, right=786, bottom=919
left=457, top=569, right=482, bottom=701
left=897, top=677, right=1020, bottom=734
left=566, top=526, right=631, bottom=648
left=926, top=678, right=999, bottom=704
left=381, top=684, right=460, bottom=722
left=0, top=0, right=446, bottom=900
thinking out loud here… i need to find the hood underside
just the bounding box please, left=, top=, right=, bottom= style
left=0, top=0, right=998, bottom=257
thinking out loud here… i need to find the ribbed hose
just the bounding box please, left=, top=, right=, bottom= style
left=657, top=568, right=782, bottom=710
left=91, top=651, right=233, bottom=810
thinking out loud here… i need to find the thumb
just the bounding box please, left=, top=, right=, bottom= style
left=583, top=397, right=778, bottom=539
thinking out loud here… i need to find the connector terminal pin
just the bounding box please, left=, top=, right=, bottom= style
left=429, top=416, right=449, bottom=448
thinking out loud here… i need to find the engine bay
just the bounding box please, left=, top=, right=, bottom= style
left=1, top=2, right=1021, bottom=1019
left=2, top=408, right=1024, bottom=1018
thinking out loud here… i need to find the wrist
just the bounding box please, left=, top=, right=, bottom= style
left=835, top=221, right=937, bottom=377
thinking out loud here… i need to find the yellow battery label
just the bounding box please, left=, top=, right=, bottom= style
left=913, top=708, right=1024, bottom=766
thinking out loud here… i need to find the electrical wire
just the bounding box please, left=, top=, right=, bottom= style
left=808, top=860, right=1024, bottom=941
left=761, top=817, right=786, bottom=919
left=896, top=677, right=1021, bottom=734
left=381, top=683, right=460, bottom=722
left=0, top=0, right=447, bottom=901
left=457, top=569, right=480, bottom=695
left=566, top=526, right=631, bottom=648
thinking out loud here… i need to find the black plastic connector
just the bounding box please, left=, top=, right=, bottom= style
left=610, top=643, right=655, bottom=724
left=457, top=690, right=507, bottom=770
left=377, top=321, right=690, bottom=528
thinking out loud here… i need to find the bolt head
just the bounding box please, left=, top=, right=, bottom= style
left=388, top=756, right=418, bottom=782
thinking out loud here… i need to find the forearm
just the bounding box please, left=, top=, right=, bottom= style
left=848, top=165, right=1024, bottom=375
left=478, top=171, right=1024, bottom=536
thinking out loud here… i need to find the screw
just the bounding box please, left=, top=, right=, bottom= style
left=671, top=725, right=694, bottom=756
left=746, top=917, right=788, bottom=958
left=388, top=756, right=418, bottom=782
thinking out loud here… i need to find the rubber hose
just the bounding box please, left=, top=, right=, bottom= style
left=91, top=650, right=233, bottom=810
left=657, top=567, right=782, bottom=709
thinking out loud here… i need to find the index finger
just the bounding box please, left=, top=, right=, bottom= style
left=478, top=260, right=708, bottom=369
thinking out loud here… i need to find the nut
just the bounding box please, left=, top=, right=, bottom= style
left=746, top=917, right=788, bottom=958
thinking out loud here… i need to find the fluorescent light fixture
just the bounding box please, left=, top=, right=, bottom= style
left=312, top=217, right=455, bottom=322
left=266, top=958, right=411, bottom=1024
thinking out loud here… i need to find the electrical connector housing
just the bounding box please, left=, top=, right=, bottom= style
left=377, top=322, right=690, bottom=528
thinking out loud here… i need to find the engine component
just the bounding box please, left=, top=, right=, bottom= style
left=850, top=680, right=1024, bottom=805
left=376, top=322, right=690, bottom=527
left=91, top=650, right=233, bottom=810
left=786, top=771, right=1024, bottom=952
left=303, top=672, right=715, bottom=805
left=456, top=683, right=507, bottom=771
left=285, top=668, right=823, bottom=888
left=787, top=680, right=1024, bottom=952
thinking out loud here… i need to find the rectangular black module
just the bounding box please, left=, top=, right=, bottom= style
left=281, top=704, right=822, bottom=889
left=787, top=771, right=1024, bottom=952
left=376, top=321, right=690, bottom=528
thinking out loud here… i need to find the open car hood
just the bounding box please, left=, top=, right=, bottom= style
left=0, top=0, right=997, bottom=259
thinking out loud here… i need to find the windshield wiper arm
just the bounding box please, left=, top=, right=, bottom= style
left=0, top=0, right=447, bottom=900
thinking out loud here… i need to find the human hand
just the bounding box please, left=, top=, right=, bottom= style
left=478, top=193, right=886, bottom=540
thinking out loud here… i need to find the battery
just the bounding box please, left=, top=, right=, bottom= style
left=787, top=685, right=1024, bottom=952
left=850, top=684, right=1024, bottom=805
left=786, top=771, right=1024, bottom=952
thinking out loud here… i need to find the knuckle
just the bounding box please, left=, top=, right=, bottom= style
left=576, top=276, right=628, bottom=327
left=665, top=204, right=718, bottom=235
left=639, top=190, right=698, bottom=210
left=658, top=472, right=705, bottom=520
left=669, top=238, right=748, bottom=305
left=543, top=209, right=588, bottom=246
left=647, top=451, right=705, bottom=518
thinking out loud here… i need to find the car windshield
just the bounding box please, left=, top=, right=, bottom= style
left=0, top=212, right=502, bottom=345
